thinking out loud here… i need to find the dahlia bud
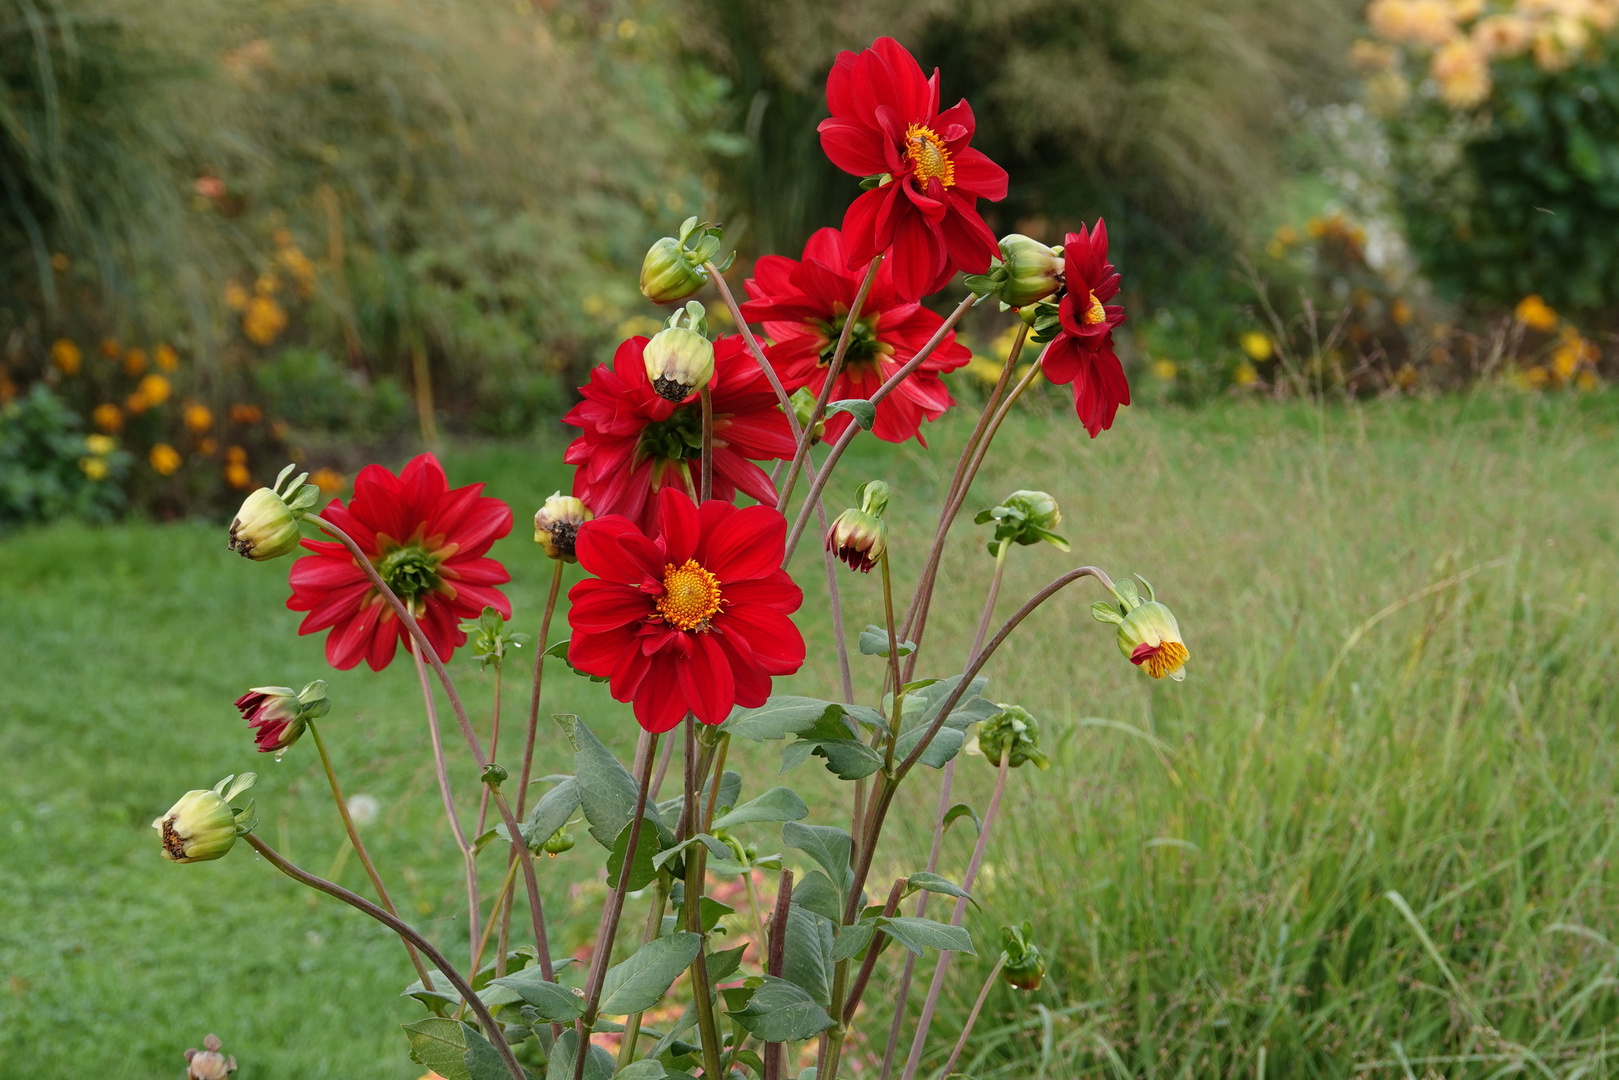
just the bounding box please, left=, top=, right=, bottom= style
left=999, top=922, right=1046, bottom=991
left=825, top=480, right=891, bottom=573
left=965, top=235, right=1065, bottom=309
left=185, top=1035, right=238, bottom=1080
left=974, top=490, right=1069, bottom=557
left=153, top=774, right=257, bottom=863
left=790, top=387, right=827, bottom=444
left=644, top=301, right=716, bottom=401
left=977, top=704, right=1050, bottom=770
left=534, top=492, right=592, bottom=561
left=639, top=217, right=732, bottom=304
left=540, top=826, right=575, bottom=856
left=228, top=463, right=319, bottom=560
left=1091, top=576, right=1189, bottom=682
left=235, top=681, right=330, bottom=755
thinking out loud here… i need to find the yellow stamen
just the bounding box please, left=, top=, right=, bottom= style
left=1082, top=291, right=1107, bottom=325
left=1142, top=640, right=1189, bottom=679
left=656, top=559, right=724, bottom=631
left=904, top=124, right=955, bottom=188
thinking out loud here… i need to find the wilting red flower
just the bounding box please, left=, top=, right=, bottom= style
left=741, top=227, right=971, bottom=444
left=287, top=454, right=512, bottom=671
left=818, top=36, right=1008, bottom=300
left=567, top=487, right=805, bottom=732
left=563, top=335, right=796, bottom=533
left=236, top=689, right=304, bottom=753
left=1042, top=220, right=1130, bottom=437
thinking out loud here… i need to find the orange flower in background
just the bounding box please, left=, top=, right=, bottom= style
left=93, top=403, right=123, bottom=432
left=184, top=402, right=213, bottom=433
left=0, top=376, right=15, bottom=402
left=51, top=339, right=82, bottom=376
left=155, top=343, right=180, bottom=372
left=310, top=468, right=347, bottom=494
left=1514, top=294, right=1558, bottom=331
left=123, top=348, right=148, bottom=377
left=1391, top=298, right=1414, bottom=325
left=1473, top=13, right=1533, bottom=57
left=138, top=374, right=172, bottom=405
left=149, top=443, right=182, bottom=476
left=226, top=444, right=248, bottom=465
left=229, top=403, right=264, bottom=425
left=224, top=281, right=249, bottom=311
left=242, top=296, right=288, bottom=345
left=224, top=461, right=252, bottom=489
left=99, top=337, right=122, bottom=360
left=126, top=390, right=152, bottom=415
left=198, top=437, right=219, bottom=456
left=1432, top=39, right=1491, bottom=105
left=1367, top=0, right=1459, bottom=47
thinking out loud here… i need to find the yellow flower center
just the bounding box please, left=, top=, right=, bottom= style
left=656, top=559, right=724, bottom=631
left=1082, top=291, right=1106, bottom=325
left=905, top=124, right=955, bottom=188
left=1140, top=640, right=1189, bottom=680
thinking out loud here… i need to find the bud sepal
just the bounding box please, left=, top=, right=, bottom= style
left=1091, top=575, right=1189, bottom=681
left=228, top=463, right=319, bottom=560
left=639, top=217, right=732, bottom=304
left=999, top=921, right=1047, bottom=990
left=153, top=773, right=257, bottom=863
left=644, top=301, right=716, bottom=401
left=975, top=490, right=1069, bottom=557
left=978, top=704, right=1050, bottom=770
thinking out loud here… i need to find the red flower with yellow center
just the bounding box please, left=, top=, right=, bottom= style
left=567, top=487, right=806, bottom=732
left=817, top=37, right=1008, bottom=301
left=286, top=454, right=512, bottom=671
left=740, top=227, right=971, bottom=444
left=1042, top=220, right=1131, bottom=438
left=563, top=335, right=797, bottom=534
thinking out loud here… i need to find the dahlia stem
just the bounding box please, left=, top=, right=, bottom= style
left=972, top=543, right=1012, bottom=662
left=307, top=513, right=557, bottom=990
left=776, top=257, right=882, bottom=511
left=761, top=868, right=793, bottom=1080
left=616, top=875, right=671, bottom=1070
left=938, top=955, right=1006, bottom=1078
left=243, top=834, right=527, bottom=1080
left=705, top=260, right=801, bottom=436
left=306, top=719, right=434, bottom=990
left=699, top=385, right=714, bottom=502
left=650, top=731, right=676, bottom=801
left=900, top=753, right=1012, bottom=1080
left=468, top=856, right=521, bottom=998
left=502, top=555, right=565, bottom=975
left=782, top=292, right=980, bottom=560
left=475, top=658, right=503, bottom=840
left=682, top=717, right=727, bottom=1080
left=879, top=550, right=903, bottom=775
left=840, top=877, right=905, bottom=1026
left=573, top=729, right=658, bottom=1080
left=411, top=642, right=481, bottom=970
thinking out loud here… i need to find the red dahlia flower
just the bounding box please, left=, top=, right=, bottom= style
left=818, top=36, right=1008, bottom=300
left=741, top=227, right=971, bottom=444
left=563, top=335, right=796, bottom=534
left=1042, top=220, right=1131, bottom=437
left=567, top=487, right=806, bottom=732
left=287, top=454, right=513, bottom=671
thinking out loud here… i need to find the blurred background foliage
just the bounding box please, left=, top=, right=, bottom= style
left=0, top=0, right=1616, bottom=528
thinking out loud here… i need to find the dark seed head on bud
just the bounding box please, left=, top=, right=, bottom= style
left=534, top=493, right=593, bottom=562
left=653, top=376, right=695, bottom=402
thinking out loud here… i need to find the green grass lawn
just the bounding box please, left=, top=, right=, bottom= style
left=4, top=389, right=1619, bottom=1078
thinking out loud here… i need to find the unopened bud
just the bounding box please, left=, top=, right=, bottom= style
left=540, top=827, right=575, bottom=856
left=534, top=492, right=592, bottom=561
left=1092, top=576, right=1189, bottom=682
left=185, top=1034, right=238, bottom=1080
left=228, top=463, right=318, bottom=560
left=639, top=218, right=731, bottom=304
left=644, top=302, right=715, bottom=401
left=999, top=922, right=1046, bottom=991
left=153, top=774, right=257, bottom=863
left=235, top=681, right=328, bottom=754
left=966, top=235, right=1065, bottom=309
left=975, top=489, right=1069, bottom=557
left=790, top=387, right=827, bottom=444
left=826, top=481, right=891, bottom=573
left=978, top=704, right=1050, bottom=770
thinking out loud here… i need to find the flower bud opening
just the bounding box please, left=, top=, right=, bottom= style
left=639, top=218, right=730, bottom=304
left=826, top=504, right=887, bottom=573
left=228, top=463, right=319, bottom=560
left=644, top=317, right=716, bottom=402
left=1000, top=922, right=1047, bottom=991
left=154, top=774, right=257, bottom=863
left=534, top=492, right=593, bottom=561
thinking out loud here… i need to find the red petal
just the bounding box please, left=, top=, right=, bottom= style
left=654, top=487, right=701, bottom=565
left=569, top=579, right=654, bottom=633
left=703, top=504, right=787, bottom=583
left=680, top=632, right=735, bottom=725
left=576, top=516, right=664, bottom=585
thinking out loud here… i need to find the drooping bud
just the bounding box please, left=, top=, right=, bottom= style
left=152, top=774, right=257, bottom=863
left=965, top=235, right=1065, bottom=309
left=974, top=490, right=1069, bottom=557
left=534, top=492, right=592, bottom=561
left=639, top=217, right=732, bottom=304
left=235, top=681, right=330, bottom=754
left=1091, top=575, right=1189, bottom=682
left=977, top=704, right=1050, bottom=770
left=789, top=387, right=827, bottom=445
left=825, top=480, right=891, bottom=573
left=999, top=922, right=1046, bottom=991
left=228, top=463, right=319, bottom=560
left=644, top=301, right=716, bottom=401
left=540, top=827, right=575, bottom=856
left=185, top=1034, right=238, bottom=1080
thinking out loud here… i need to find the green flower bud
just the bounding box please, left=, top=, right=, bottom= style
left=978, top=704, right=1050, bottom=770
left=1092, top=576, right=1189, bottom=682
left=1000, top=922, right=1046, bottom=991
left=228, top=463, right=319, bottom=560
left=974, top=489, right=1069, bottom=557
left=153, top=774, right=257, bottom=863
left=964, top=235, right=1064, bottom=309
left=644, top=302, right=715, bottom=401
left=789, top=387, right=827, bottom=444
left=534, top=492, right=592, bottom=561
left=459, top=606, right=532, bottom=669
left=540, top=827, right=575, bottom=856
left=638, top=218, right=731, bottom=304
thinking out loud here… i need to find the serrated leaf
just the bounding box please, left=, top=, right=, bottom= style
left=402, top=1018, right=506, bottom=1080
left=522, top=777, right=581, bottom=848
left=846, top=705, right=890, bottom=734
left=726, top=976, right=835, bottom=1042
left=722, top=697, right=844, bottom=742
left=826, top=398, right=877, bottom=430
left=711, top=787, right=809, bottom=830
left=782, top=905, right=833, bottom=1005
left=606, top=818, right=664, bottom=893
left=830, top=919, right=878, bottom=963
left=782, top=822, right=852, bottom=894
left=706, top=943, right=747, bottom=984
left=904, top=872, right=976, bottom=906
left=858, top=625, right=916, bottom=657
left=876, top=916, right=975, bottom=956
left=486, top=968, right=585, bottom=1022
left=807, top=739, right=884, bottom=780
left=598, top=932, right=703, bottom=1015
left=574, top=719, right=658, bottom=849
left=788, top=870, right=843, bottom=924
left=547, top=1029, right=616, bottom=1080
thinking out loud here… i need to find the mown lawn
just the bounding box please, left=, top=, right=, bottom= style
left=3, top=390, right=1618, bottom=1079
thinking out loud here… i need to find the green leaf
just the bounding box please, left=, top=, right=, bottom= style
left=904, top=872, right=976, bottom=906
left=826, top=399, right=877, bottom=431
left=402, top=1018, right=508, bottom=1080
left=522, top=777, right=581, bottom=849
left=858, top=625, right=916, bottom=657
left=788, top=870, right=843, bottom=924
left=614, top=1061, right=667, bottom=1080
left=722, top=697, right=844, bottom=742
left=875, top=916, right=975, bottom=956
left=782, top=822, right=852, bottom=894
left=804, top=739, right=884, bottom=781
left=782, top=905, right=834, bottom=1005
left=547, top=1029, right=616, bottom=1080
left=706, top=944, right=747, bottom=984
left=830, top=919, right=878, bottom=964
left=574, top=719, right=659, bottom=849
left=650, top=832, right=729, bottom=873
left=726, top=976, right=835, bottom=1042
left=486, top=968, right=585, bottom=1022
left=606, top=817, right=665, bottom=893
left=942, top=802, right=982, bottom=835
left=710, top=787, right=809, bottom=830
left=598, top=932, right=704, bottom=1015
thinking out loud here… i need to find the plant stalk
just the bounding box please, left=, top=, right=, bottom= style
left=939, top=955, right=1007, bottom=1078
left=682, top=717, right=727, bottom=1080
left=411, top=642, right=480, bottom=970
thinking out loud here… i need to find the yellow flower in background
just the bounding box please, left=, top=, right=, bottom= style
left=310, top=467, right=347, bottom=494
left=92, top=403, right=123, bottom=432
left=1365, top=70, right=1412, bottom=113
left=1391, top=298, right=1414, bottom=325
left=254, top=272, right=280, bottom=296
left=1473, top=13, right=1534, bottom=56
left=99, top=337, right=122, bottom=360
left=1450, top=0, right=1485, bottom=19
left=78, top=456, right=109, bottom=481
left=581, top=294, right=609, bottom=317
left=224, top=461, right=252, bottom=489
left=224, top=280, right=250, bottom=311
left=1233, top=361, right=1259, bottom=386
left=1433, top=40, right=1491, bottom=106
left=197, top=436, right=219, bottom=456
left=184, top=401, right=213, bottom=433
left=1514, top=294, right=1558, bottom=331
left=1240, top=331, right=1273, bottom=360
left=615, top=316, right=663, bottom=340
left=242, top=296, right=288, bottom=345
left=1275, top=224, right=1299, bottom=245
left=123, top=348, right=148, bottom=377
left=1151, top=358, right=1178, bottom=381
left=51, top=338, right=81, bottom=376
left=1351, top=39, right=1401, bottom=70
left=226, top=444, right=248, bottom=465
left=1533, top=17, right=1587, bottom=69
left=1368, top=0, right=1460, bottom=46
left=138, top=374, right=172, bottom=405
left=1395, top=363, right=1420, bottom=389
left=154, top=343, right=180, bottom=372
left=149, top=443, right=182, bottom=476
left=964, top=356, right=1005, bottom=384
left=125, top=390, right=151, bottom=415
left=84, top=434, right=116, bottom=456
left=276, top=242, right=317, bottom=296
left=1576, top=369, right=1600, bottom=391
